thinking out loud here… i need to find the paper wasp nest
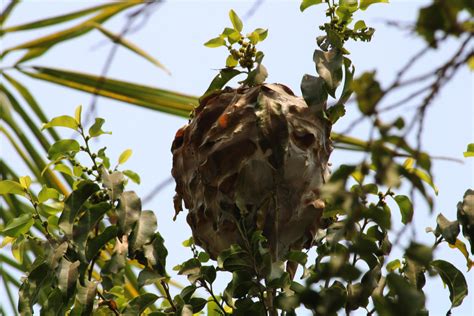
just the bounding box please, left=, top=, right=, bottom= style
left=172, top=84, right=332, bottom=259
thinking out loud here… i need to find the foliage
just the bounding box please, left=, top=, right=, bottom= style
left=1, top=0, right=473, bottom=315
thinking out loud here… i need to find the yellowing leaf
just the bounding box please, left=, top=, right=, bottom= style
left=19, top=176, right=32, bottom=189
left=75, top=105, right=82, bottom=124
left=119, top=149, right=133, bottom=165
left=0, top=236, right=15, bottom=248
left=449, top=239, right=473, bottom=271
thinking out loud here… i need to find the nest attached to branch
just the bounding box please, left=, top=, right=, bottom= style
left=172, top=83, right=332, bottom=259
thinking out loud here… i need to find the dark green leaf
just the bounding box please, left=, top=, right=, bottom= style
left=190, top=297, right=208, bottom=313
left=117, top=191, right=141, bottom=235
left=457, top=189, right=474, bottom=254
left=48, top=139, right=80, bottom=160
left=352, top=71, right=382, bottom=115
left=122, top=293, right=158, bottom=316
left=86, top=226, right=118, bottom=261
left=202, top=68, right=242, bottom=97
left=59, top=181, right=100, bottom=237
left=300, top=74, right=327, bottom=111
left=101, top=168, right=125, bottom=201
left=393, top=195, right=414, bottom=224
left=405, top=242, right=433, bottom=266
left=431, top=260, right=468, bottom=310
left=404, top=258, right=426, bottom=290
left=286, top=250, right=308, bottom=266
left=76, top=280, right=97, bottom=315
left=130, top=210, right=157, bottom=253
left=436, top=213, right=460, bottom=244
left=137, top=268, right=165, bottom=288
left=143, top=233, right=168, bottom=275
left=313, top=49, right=343, bottom=97
left=58, top=259, right=80, bottom=300
left=326, top=103, right=346, bottom=124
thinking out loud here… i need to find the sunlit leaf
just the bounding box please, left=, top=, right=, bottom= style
left=19, top=176, right=32, bottom=189
left=204, top=37, right=226, bottom=48
left=42, top=115, right=78, bottom=131
left=360, top=0, right=389, bottom=11
left=1, top=214, right=34, bottom=237
left=48, top=139, right=80, bottom=160
left=463, top=143, right=474, bottom=157
left=123, top=170, right=141, bottom=184
left=118, top=149, right=132, bottom=165
left=21, top=67, right=196, bottom=117
left=300, top=0, right=324, bottom=12
left=229, top=10, right=243, bottom=32
left=88, top=117, right=111, bottom=137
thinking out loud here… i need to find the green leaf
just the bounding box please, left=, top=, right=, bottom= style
left=286, top=250, right=308, bottom=266
left=137, top=268, right=165, bottom=288
left=15, top=46, right=50, bottom=64
left=198, top=252, right=210, bottom=263
left=229, top=10, right=243, bottom=32
left=75, top=105, right=82, bottom=124
left=300, top=74, right=327, bottom=111
left=386, top=259, right=401, bottom=272
left=457, top=189, right=474, bottom=254
left=58, top=181, right=100, bottom=237
left=118, top=149, right=132, bottom=165
left=88, top=117, right=111, bottom=137
left=300, top=0, right=324, bottom=12
left=1, top=3, right=123, bottom=33
left=101, top=168, right=125, bottom=201
left=436, top=213, right=460, bottom=244
left=19, top=176, right=32, bottom=189
left=48, top=139, right=80, bottom=160
left=54, top=163, right=74, bottom=177
left=405, top=242, right=433, bottom=266
left=254, top=28, right=268, bottom=41
left=326, top=103, right=346, bottom=124
left=431, top=260, right=468, bottom=310
left=122, top=293, right=158, bottom=316
left=129, top=210, right=157, bottom=253
left=2, top=3, right=138, bottom=57
left=360, top=0, right=389, bottom=11
left=313, top=49, right=343, bottom=97
left=21, top=67, right=196, bottom=117
left=123, top=170, right=141, bottom=184
left=42, top=115, right=78, bottom=131
left=76, top=280, right=98, bottom=315
left=354, top=20, right=367, bottom=31
left=352, top=71, right=382, bottom=115
left=38, top=185, right=62, bottom=203
left=92, top=23, right=170, bottom=74
left=204, top=36, right=226, bottom=48
left=202, top=68, right=242, bottom=97
left=57, top=259, right=80, bottom=300
left=226, top=55, right=238, bottom=68
left=190, top=297, right=208, bottom=313
left=0, top=180, right=26, bottom=195
left=2, top=214, right=34, bottom=237
left=463, top=143, right=474, bottom=157
left=393, top=195, right=413, bottom=224
left=143, top=233, right=168, bottom=275
left=86, top=226, right=118, bottom=261
left=117, top=191, right=141, bottom=235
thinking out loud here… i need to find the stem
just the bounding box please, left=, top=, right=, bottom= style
left=200, top=280, right=228, bottom=316
left=160, top=280, right=177, bottom=312
left=98, top=291, right=120, bottom=316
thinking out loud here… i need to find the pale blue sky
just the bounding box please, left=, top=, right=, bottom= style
left=1, top=1, right=473, bottom=315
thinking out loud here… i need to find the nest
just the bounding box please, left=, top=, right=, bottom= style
left=171, top=83, right=332, bottom=259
